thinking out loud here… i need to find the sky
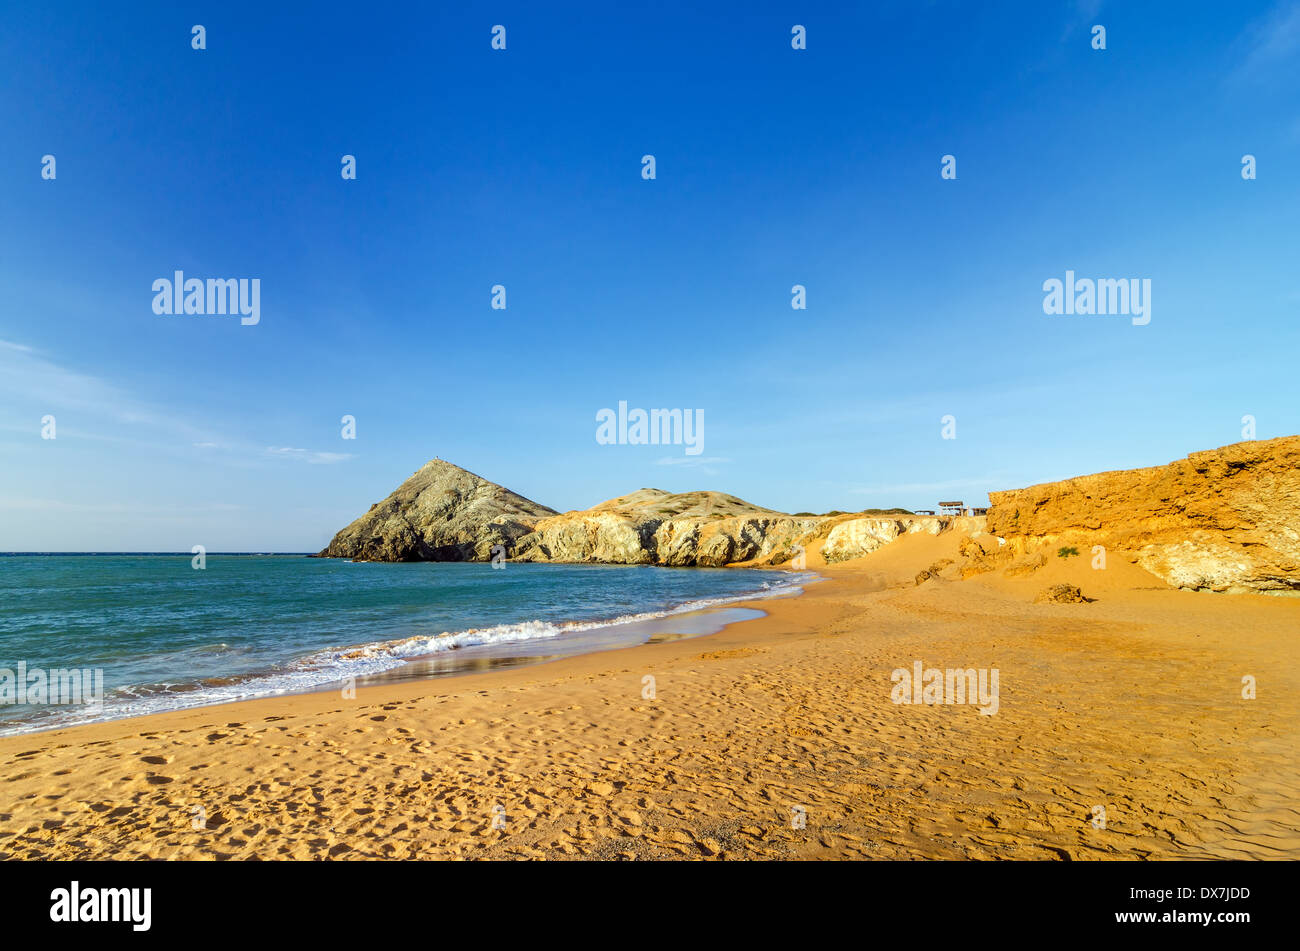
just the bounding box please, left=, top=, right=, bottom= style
left=1, top=0, right=1298, bottom=551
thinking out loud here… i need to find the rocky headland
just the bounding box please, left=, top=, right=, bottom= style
left=317, top=458, right=969, bottom=569
left=318, top=436, right=1300, bottom=594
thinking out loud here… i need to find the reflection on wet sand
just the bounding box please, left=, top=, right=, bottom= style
left=340, top=606, right=768, bottom=690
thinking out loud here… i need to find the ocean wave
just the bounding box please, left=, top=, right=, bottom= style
left=299, top=570, right=813, bottom=668
left=0, top=571, right=814, bottom=737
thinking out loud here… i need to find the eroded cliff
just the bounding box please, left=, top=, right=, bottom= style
left=985, top=436, right=1300, bottom=594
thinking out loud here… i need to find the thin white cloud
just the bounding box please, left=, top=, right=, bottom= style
left=849, top=476, right=1004, bottom=496
left=1231, top=0, right=1300, bottom=81
left=654, top=456, right=732, bottom=467
left=0, top=337, right=212, bottom=440
left=0, top=340, right=349, bottom=467
left=0, top=498, right=246, bottom=514
left=266, top=447, right=354, bottom=465
left=1061, top=0, right=1105, bottom=41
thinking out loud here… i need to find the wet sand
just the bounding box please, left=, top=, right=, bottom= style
left=2, top=529, right=1297, bottom=860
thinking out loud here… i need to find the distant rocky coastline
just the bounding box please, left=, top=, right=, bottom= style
left=315, top=457, right=971, bottom=569
left=318, top=436, right=1300, bottom=594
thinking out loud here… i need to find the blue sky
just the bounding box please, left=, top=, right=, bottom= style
left=2, top=0, right=1298, bottom=551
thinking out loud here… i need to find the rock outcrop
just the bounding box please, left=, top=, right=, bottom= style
left=321, top=437, right=1300, bottom=590
left=512, top=489, right=826, bottom=567
left=1034, top=583, right=1092, bottom=604
left=985, top=436, right=1300, bottom=594
left=820, top=516, right=967, bottom=563
left=318, top=460, right=970, bottom=566
left=317, top=459, right=557, bottom=562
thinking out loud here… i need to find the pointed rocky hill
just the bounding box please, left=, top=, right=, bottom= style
left=317, top=458, right=557, bottom=562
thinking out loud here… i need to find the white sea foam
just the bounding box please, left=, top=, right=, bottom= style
left=0, top=572, right=814, bottom=737
left=305, top=571, right=811, bottom=668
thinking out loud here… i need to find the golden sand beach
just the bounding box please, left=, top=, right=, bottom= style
left=2, top=527, right=1296, bottom=861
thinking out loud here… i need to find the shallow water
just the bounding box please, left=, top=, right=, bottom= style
left=0, top=554, right=809, bottom=735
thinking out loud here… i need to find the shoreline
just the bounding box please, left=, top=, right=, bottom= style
left=0, top=559, right=810, bottom=739
left=3, top=529, right=1297, bottom=860
left=0, top=585, right=800, bottom=743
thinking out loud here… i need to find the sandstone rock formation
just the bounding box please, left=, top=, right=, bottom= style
left=512, top=489, right=825, bottom=567
left=1034, top=583, right=1091, bottom=604
left=821, top=516, right=955, bottom=563
left=914, top=559, right=955, bottom=586
left=985, top=436, right=1300, bottom=594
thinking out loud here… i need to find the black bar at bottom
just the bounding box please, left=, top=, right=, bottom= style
left=0, top=859, right=1280, bottom=939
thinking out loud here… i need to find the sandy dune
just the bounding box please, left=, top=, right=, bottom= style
left=2, top=530, right=1297, bottom=860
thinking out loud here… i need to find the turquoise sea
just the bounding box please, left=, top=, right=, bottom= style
left=0, top=555, right=809, bottom=735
